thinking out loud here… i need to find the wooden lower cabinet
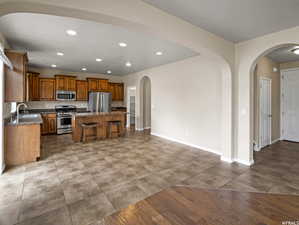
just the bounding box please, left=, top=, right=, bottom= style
left=41, top=113, right=57, bottom=135
left=5, top=124, right=40, bottom=166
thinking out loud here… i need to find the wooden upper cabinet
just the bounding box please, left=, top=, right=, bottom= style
left=55, top=75, right=77, bottom=91
left=4, top=50, right=28, bottom=102
left=99, top=79, right=109, bottom=91
left=87, top=78, right=98, bottom=92
left=76, top=80, right=88, bottom=101
left=39, top=78, right=55, bottom=100
left=87, top=78, right=109, bottom=92
left=109, top=82, right=124, bottom=101
left=26, top=72, right=40, bottom=101
left=68, top=78, right=76, bottom=91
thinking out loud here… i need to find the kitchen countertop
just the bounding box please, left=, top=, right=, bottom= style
left=6, top=113, right=43, bottom=126
left=74, top=111, right=127, bottom=117
left=20, top=108, right=90, bottom=114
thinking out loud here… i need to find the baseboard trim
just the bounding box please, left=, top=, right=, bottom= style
left=234, top=159, right=254, bottom=166
left=1, top=163, right=5, bottom=175
left=271, top=138, right=281, bottom=144
left=221, top=156, right=234, bottom=163
left=151, top=132, right=221, bottom=156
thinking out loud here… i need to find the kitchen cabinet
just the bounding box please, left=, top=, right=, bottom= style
left=55, top=75, right=77, bottom=91
left=5, top=124, right=40, bottom=166
left=87, top=78, right=109, bottom=92
left=41, top=113, right=57, bottom=135
left=76, top=80, right=88, bottom=100
left=109, top=82, right=124, bottom=101
left=4, top=50, right=28, bottom=102
left=39, top=78, right=55, bottom=100
left=26, top=72, right=40, bottom=101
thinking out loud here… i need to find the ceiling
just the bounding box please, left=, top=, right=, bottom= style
left=267, top=45, right=299, bottom=63
left=0, top=13, right=198, bottom=75
left=142, top=0, right=299, bottom=43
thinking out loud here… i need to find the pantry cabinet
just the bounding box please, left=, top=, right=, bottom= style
left=4, top=50, right=28, bottom=102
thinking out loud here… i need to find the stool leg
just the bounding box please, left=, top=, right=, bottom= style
left=82, top=128, right=86, bottom=143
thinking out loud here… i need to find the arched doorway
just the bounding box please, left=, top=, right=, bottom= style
left=139, top=76, right=151, bottom=131
left=237, top=40, right=299, bottom=165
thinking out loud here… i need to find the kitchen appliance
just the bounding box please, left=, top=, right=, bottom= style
left=56, top=90, right=76, bottom=101
left=55, top=105, right=77, bottom=134
left=88, top=92, right=111, bottom=112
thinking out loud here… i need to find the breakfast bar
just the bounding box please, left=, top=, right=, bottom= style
left=72, top=111, right=126, bottom=142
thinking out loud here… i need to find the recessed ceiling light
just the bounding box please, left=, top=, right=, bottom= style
left=107, top=70, right=112, bottom=74
left=119, top=42, right=127, bottom=47
left=292, top=48, right=299, bottom=55
left=57, top=52, right=64, bottom=56
left=126, top=62, right=132, bottom=67
left=82, top=67, right=87, bottom=71
left=96, top=58, right=103, bottom=62
left=66, top=29, right=77, bottom=36
left=51, top=64, right=57, bottom=68
left=156, top=51, right=163, bottom=56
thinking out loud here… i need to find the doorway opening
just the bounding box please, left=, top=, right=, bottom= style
left=252, top=45, right=299, bottom=155
left=127, top=86, right=136, bottom=131
left=139, top=76, right=151, bottom=132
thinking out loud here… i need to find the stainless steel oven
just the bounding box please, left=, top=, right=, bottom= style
left=56, top=90, right=76, bottom=101
left=57, top=113, right=72, bottom=134
left=55, top=105, right=76, bottom=134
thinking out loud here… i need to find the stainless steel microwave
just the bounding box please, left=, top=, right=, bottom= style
left=56, top=91, right=76, bottom=101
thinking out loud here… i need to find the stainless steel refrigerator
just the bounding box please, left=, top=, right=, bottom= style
left=88, top=92, right=111, bottom=112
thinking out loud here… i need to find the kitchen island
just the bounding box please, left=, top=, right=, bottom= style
left=72, top=111, right=126, bottom=142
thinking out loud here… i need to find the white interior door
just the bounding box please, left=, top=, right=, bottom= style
left=282, top=69, right=299, bottom=142
left=260, top=78, right=272, bottom=148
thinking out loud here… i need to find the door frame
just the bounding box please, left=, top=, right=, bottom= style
left=259, top=76, right=272, bottom=149
left=126, top=86, right=136, bottom=128
left=280, top=67, right=299, bottom=141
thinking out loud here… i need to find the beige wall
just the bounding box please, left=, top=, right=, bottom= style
left=124, top=55, right=223, bottom=154
left=280, top=60, right=299, bottom=70
left=253, top=56, right=280, bottom=147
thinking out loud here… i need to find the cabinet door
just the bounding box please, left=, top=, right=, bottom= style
left=88, top=79, right=98, bottom=91
left=47, top=115, right=57, bottom=134
left=99, top=79, right=109, bottom=91
left=67, top=78, right=76, bottom=91
left=5, top=51, right=28, bottom=102
left=119, top=83, right=124, bottom=101
left=76, top=80, right=88, bottom=101
left=41, top=114, right=48, bottom=135
left=27, top=72, right=40, bottom=101
left=56, top=77, right=65, bottom=90
left=40, top=79, right=55, bottom=100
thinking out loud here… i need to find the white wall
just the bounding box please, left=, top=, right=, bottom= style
left=124, top=55, right=222, bottom=153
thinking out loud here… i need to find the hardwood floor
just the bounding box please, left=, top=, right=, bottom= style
left=103, top=186, right=299, bottom=225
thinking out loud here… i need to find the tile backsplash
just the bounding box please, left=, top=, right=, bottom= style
left=26, top=101, right=125, bottom=109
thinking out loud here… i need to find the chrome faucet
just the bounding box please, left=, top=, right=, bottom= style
left=16, top=103, right=28, bottom=122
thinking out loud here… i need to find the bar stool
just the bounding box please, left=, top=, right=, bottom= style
left=107, top=120, right=122, bottom=138
left=81, top=122, right=100, bottom=143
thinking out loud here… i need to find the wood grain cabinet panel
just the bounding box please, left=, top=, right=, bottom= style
left=76, top=80, right=88, bottom=100
left=5, top=124, right=40, bottom=166
left=55, top=75, right=77, bottom=91
left=87, top=78, right=99, bottom=92
left=4, top=50, right=28, bottom=102
left=26, top=72, right=40, bottom=101
left=99, top=79, right=109, bottom=91
left=41, top=113, right=57, bottom=135
left=68, top=78, right=76, bottom=91
left=39, top=78, right=55, bottom=100
left=109, top=82, right=124, bottom=101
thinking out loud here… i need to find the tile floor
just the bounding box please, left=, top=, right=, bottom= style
left=1, top=131, right=299, bottom=225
